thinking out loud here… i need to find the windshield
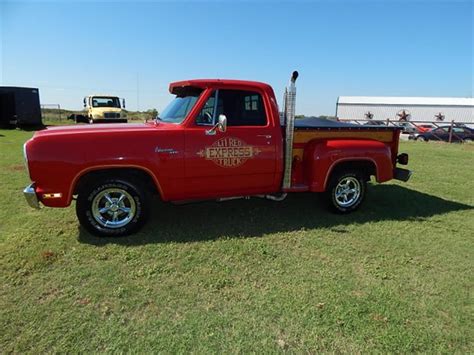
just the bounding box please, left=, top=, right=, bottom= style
left=158, top=95, right=200, bottom=123
left=92, top=97, right=121, bottom=108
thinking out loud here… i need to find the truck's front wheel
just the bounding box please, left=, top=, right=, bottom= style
left=325, top=171, right=366, bottom=213
left=76, top=178, right=149, bottom=237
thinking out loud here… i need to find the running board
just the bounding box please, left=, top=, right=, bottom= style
left=218, top=193, right=287, bottom=202
left=172, top=193, right=288, bottom=205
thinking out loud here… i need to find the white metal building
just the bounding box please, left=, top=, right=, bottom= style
left=336, top=96, right=474, bottom=123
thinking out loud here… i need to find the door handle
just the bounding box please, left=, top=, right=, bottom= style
left=257, top=134, right=272, bottom=139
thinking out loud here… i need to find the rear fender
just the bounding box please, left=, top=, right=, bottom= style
left=304, top=139, right=393, bottom=192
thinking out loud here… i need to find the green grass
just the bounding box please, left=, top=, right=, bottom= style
left=1, top=127, right=473, bottom=352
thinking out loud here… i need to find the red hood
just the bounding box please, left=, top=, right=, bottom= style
left=33, top=122, right=177, bottom=137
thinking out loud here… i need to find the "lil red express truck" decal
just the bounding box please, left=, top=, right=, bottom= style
left=197, top=137, right=261, bottom=168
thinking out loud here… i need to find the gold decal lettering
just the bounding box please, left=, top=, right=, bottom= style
left=197, top=137, right=261, bottom=168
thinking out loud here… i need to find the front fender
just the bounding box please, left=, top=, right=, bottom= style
left=25, top=126, right=184, bottom=207
left=304, top=139, right=393, bottom=192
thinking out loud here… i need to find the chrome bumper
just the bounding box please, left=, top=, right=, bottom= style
left=23, top=184, right=40, bottom=209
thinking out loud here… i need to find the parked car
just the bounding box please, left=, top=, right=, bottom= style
left=409, top=126, right=474, bottom=142
left=396, top=122, right=417, bottom=134
left=414, top=124, right=435, bottom=133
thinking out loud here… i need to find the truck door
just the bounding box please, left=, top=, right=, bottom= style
left=184, top=89, right=277, bottom=198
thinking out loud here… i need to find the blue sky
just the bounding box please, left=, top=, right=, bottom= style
left=1, top=0, right=472, bottom=115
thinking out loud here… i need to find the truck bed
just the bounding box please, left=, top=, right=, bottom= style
left=291, top=117, right=400, bottom=160
left=293, top=117, right=398, bottom=130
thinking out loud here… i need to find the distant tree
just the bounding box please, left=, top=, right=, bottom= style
left=146, top=109, right=158, bottom=120
left=318, top=115, right=337, bottom=121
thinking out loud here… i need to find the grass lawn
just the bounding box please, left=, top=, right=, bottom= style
left=1, top=127, right=473, bottom=352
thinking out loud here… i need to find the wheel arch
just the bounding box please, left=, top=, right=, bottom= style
left=323, top=158, right=378, bottom=191
left=70, top=165, right=163, bottom=202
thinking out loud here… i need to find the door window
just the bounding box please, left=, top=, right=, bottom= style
left=195, top=90, right=267, bottom=127
left=196, top=91, right=218, bottom=125
left=218, top=90, right=267, bottom=126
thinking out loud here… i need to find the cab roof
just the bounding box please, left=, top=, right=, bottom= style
left=169, top=79, right=273, bottom=94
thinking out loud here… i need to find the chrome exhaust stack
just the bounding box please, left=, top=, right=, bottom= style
left=282, top=71, right=299, bottom=189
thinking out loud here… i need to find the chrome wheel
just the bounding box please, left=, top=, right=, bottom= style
left=91, top=188, right=136, bottom=229
left=334, top=177, right=361, bottom=208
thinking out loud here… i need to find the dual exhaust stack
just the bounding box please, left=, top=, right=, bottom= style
left=282, top=71, right=299, bottom=189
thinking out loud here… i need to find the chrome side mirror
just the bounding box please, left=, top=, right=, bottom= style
left=83, top=97, right=86, bottom=108
left=122, top=98, right=126, bottom=109
left=217, top=114, right=227, bottom=132
left=206, top=114, right=227, bottom=135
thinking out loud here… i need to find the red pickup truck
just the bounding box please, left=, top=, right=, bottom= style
left=23, top=72, right=411, bottom=236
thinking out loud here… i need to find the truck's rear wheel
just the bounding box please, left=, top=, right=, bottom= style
left=76, top=178, right=149, bottom=237
left=325, top=170, right=366, bottom=213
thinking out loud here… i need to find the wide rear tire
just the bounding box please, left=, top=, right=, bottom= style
left=325, top=170, right=366, bottom=214
left=76, top=178, right=150, bottom=237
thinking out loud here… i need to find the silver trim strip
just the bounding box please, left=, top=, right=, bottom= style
left=23, top=142, right=30, bottom=178
left=212, top=89, right=219, bottom=126
left=154, top=147, right=179, bottom=154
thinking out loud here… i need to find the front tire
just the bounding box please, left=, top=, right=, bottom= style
left=325, top=171, right=366, bottom=213
left=76, top=178, right=149, bottom=237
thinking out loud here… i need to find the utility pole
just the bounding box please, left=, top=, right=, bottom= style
left=0, top=1, right=4, bottom=84
left=136, top=73, right=140, bottom=113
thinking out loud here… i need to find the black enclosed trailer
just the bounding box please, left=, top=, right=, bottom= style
left=0, top=86, right=42, bottom=127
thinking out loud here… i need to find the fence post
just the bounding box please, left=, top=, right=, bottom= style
left=386, top=118, right=390, bottom=126
left=448, top=120, right=454, bottom=143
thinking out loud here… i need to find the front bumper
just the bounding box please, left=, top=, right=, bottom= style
left=23, top=184, right=40, bottom=209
